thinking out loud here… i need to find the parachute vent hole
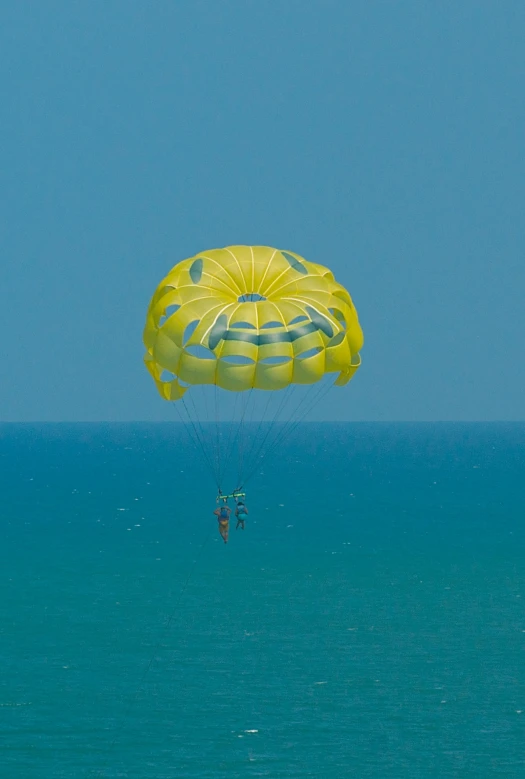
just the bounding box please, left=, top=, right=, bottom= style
left=296, top=347, right=323, bottom=360
left=160, top=304, right=180, bottom=326
left=183, top=320, right=200, bottom=346
left=328, top=308, right=346, bottom=330
left=305, top=306, right=333, bottom=338
left=288, top=315, right=309, bottom=325
left=351, top=353, right=361, bottom=366
left=222, top=355, right=255, bottom=365
left=231, top=321, right=257, bottom=329
left=160, top=369, right=176, bottom=382
left=259, top=356, right=292, bottom=365
left=238, top=293, right=267, bottom=303
left=261, top=321, right=284, bottom=329
left=185, top=344, right=216, bottom=360
left=208, top=314, right=228, bottom=351
left=189, top=258, right=204, bottom=284
left=281, top=251, right=308, bottom=275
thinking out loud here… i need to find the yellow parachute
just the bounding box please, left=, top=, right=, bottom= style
left=143, top=245, right=363, bottom=491
left=144, top=245, right=363, bottom=399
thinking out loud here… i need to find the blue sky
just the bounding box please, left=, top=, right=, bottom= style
left=1, top=1, right=524, bottom=421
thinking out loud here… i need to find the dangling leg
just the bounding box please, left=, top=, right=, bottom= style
left=219, top=520, right=229, bottom=544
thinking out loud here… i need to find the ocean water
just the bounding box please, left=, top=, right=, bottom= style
left=0, top=422, right=524, bottom=778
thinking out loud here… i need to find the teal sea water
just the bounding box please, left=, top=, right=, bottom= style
left=1, top=423, right=524, bottom=778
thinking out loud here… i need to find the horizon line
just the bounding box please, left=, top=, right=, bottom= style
left=1, top=420, right=524, bottom=425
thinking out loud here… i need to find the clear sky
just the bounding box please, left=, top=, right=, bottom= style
left=1, top=1, right=524, bottom=422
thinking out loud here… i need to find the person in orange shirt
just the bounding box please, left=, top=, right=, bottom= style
left=213, top=501, right=231, bottom=544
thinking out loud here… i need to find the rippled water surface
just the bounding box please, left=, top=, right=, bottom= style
left=1, top=423, right=524, bottom=777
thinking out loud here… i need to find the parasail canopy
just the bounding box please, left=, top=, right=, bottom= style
left=143, top=245, right=363, bottom=401
left=143, top=245, right=364, bottom=492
